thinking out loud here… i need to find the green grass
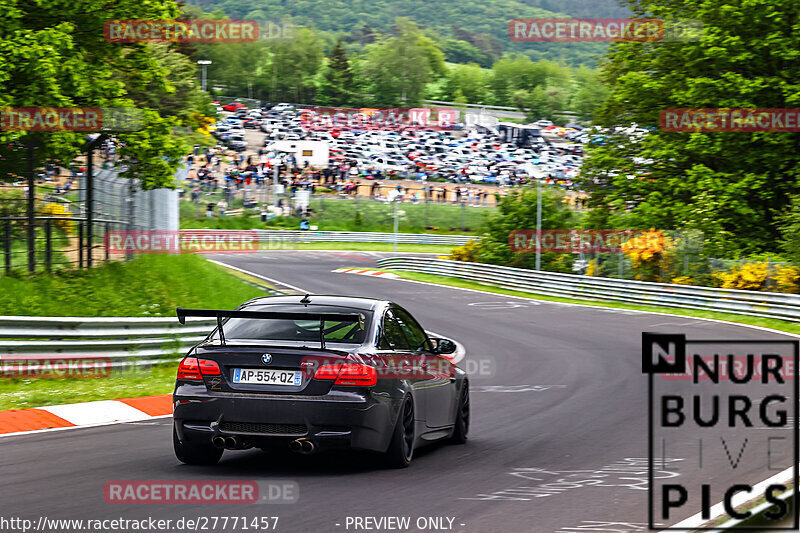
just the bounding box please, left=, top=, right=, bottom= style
left=0, top=362, right=179, bottom=411
left=0, top=255, right=273, bottom=410
left=4, top=225, right=72, bottom=273
left=0, top=254, right=266, bottom=316
left=387, top=270, right=800, bottom=336
left=181, top=197, right=492, bottom=235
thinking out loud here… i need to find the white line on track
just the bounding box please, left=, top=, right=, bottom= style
left=207, top=259, right=308, bottom=293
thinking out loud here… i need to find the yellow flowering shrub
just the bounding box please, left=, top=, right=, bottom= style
left=774, top=265, right=800, bottom=293
left=449, top=239, right=480, bottom=262
left=716, top=263, right=768, bottom=291
left=40, top=203, right=74, bottom=233
left=585, top=258, right=603, bottom=276
left=621, top=229, right=673, bottom=281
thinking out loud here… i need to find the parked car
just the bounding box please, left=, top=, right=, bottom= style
left=221, top=102, right=247, bottom=112
left=227, top=134, right=247, bottom=152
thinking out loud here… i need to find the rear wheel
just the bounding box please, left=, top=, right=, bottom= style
left=451, top=382, right=469, bottom=444
left=385, top=396, right=415, bottom=468
left=173, top=423, right=223, bottom=465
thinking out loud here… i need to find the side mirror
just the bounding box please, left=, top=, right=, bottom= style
left=435, top=338, right=457, bottom=355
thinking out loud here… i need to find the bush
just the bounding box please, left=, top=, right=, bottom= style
left=585, top=258, right=603, bottom=276
left=449, top=239, right=481, bottom=262
left=670, top=276, right=696, bottom=285
left=715, top=262, right=769, bottom=291
left=40, top=202, right=74, bottom=233
left=473, top=186, right=575, bottom=271
left=774, top=265, right=800, bottom=293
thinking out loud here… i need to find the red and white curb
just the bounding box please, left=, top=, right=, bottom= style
left=0, top=394, right=172, bottom=437
left=332, top=267, right=399, bottom=279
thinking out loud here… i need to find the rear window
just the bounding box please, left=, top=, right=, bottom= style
left=209, top=307, right=372, bottom=345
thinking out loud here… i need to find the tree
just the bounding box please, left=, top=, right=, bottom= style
left=362, top=18, right=445, bottom=106
left=441, top=39, right=491, bottom=68
left=569, top=66, right=609, bottom=121
left=120, top=44, right=211, bottom=128
left=439, top=63, right=491, bottom=104
left=265, top=27, right=324, bottom=103
left=579, top=0, right=800, bottom=257
left=0, top=0, right=187, bottom=188
left=779, top=196, right=800, bottom=264
left=317, top=39, right=355, bottom=106
left=473, top=187, right=576, bottom=271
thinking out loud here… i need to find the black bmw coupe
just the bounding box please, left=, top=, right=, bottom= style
left=172, top=295, right=469, bottom=468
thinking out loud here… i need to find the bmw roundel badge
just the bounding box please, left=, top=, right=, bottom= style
left=262, top=353, right=272, bottom=364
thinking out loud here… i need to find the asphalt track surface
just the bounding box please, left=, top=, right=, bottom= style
left=1, top=250, right=796, bottom=533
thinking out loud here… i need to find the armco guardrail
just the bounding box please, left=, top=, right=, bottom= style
left=0, top=317, right=217, bottom=361
left=375, top=257, right=800, bottom=322
left=0, top=315, right=457, bottom=364
left=248, top=230, right=476, bottom=246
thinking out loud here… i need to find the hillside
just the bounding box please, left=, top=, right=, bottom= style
left=187, top=0, right=629, bottom=66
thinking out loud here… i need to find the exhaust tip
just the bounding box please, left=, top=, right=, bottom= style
left=300, top=439, right=315, bottom=454
left=288, top=439, right=303, bottom=452
left=224, top=436, right=238, bottom=449
left=212, top=436, right=226, bottom=449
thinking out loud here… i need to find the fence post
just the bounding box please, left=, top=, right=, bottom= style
left=27, top=143, right=36, bottom=273
left=4, top=220, right=11, bottom=275
left=45, top=220, right=52, bottom=272
left=105, top=222, right=110, bottom=261
left=87, top=147, right=94, bottom=268
left=78, top=222, right=84, bottom=269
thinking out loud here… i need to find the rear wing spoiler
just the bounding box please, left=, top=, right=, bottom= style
left=176, top=308, right=363, bottom=348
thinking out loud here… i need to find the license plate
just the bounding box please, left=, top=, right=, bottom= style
left=232, top=368, right=302, bottom=386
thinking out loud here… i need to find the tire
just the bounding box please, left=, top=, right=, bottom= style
left=451, top=382, right=469, bottom=444
left=385, top=396, right=415, bottom=468
left=173, top=423, right=223, bottom=465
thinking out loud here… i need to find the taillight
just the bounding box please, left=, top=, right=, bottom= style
left=314, top=363, right=377, bottom=387
left=177, top=357, right=201, bottom=380
left=177, top=358, right=220, bottom=380
left=198, top=359, right=221, bottom=375
left=314, top=364, right=343, bottom=380
left=336, top=364, right=378, bottom=386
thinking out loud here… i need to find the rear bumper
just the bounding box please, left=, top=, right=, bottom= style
left=173, top=386, right=398, bottom=453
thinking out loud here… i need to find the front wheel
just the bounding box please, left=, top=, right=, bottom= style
left=451, top=382, right=469, bottom=444
left=385, top=396, right=415, bottom=468
left=173, top=423, right=223, bottom=465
